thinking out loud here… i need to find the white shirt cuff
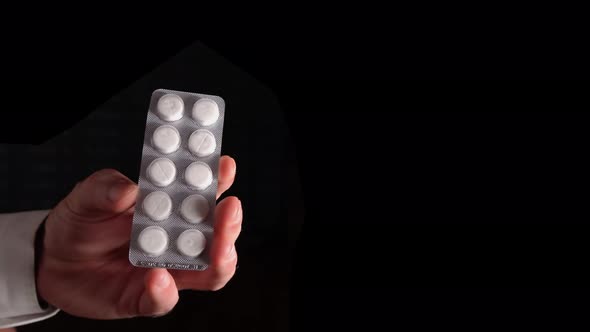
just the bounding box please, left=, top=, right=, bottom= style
left=0, top=210, right=60, bottom=328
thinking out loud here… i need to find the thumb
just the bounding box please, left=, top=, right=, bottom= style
left=62, top=169, right=138, bottom=222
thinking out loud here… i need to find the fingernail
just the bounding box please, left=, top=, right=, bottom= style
left=108, top=180, right=131, bottom=202
left=155, top=273, right=170, bottom=289
left=231, top=157, right=237, bottom=174
left=234, top=199, right=242, bottom=219
left=226, top=244, right=236, bottom=259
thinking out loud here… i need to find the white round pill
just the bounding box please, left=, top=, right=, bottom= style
left=180, top=194, right=210, bottom=224
left=152, top=125, right=181, bottom=154
left=142, top=191, right=172, bottom=221
left=147, top=158, right=177, bottom=187
left=188, top=129, right=216, bottom=157
left=138, top=226, right=169, bottom=256
left=156, top=94, right=184, bottom=122
left=184, top=162, right=213, bottom=190
left=176, top=229, right=207, bottom=257
left=192, top=98, right=219, bottom=126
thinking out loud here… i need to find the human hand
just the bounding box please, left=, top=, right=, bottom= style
left=36, top=156, right=241, bottom=319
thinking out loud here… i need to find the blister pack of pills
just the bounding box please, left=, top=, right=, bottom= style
left=128, top=88, right=225, bottom=271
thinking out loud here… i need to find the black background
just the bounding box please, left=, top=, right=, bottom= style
left=2, top=21, right=590, bottom=332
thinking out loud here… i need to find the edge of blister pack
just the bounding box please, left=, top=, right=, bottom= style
left=128, top=88, right=226, bottom=271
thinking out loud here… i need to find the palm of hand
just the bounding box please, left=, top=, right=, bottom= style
left=37, top=156, right=241, bottom=319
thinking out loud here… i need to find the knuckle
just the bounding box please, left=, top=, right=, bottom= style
left=76, top=169, right=118, bottom=192
left=152, top=304, right=176, bottom=317
left=58, top=192, right=86, bottom=223
left=207, top=265, right=237, bottom=291
left=138, top=292, right=179, bottom=318
left=207, top=273, right=226, bottom=291
left=208, top=279, right=228, bottom=291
